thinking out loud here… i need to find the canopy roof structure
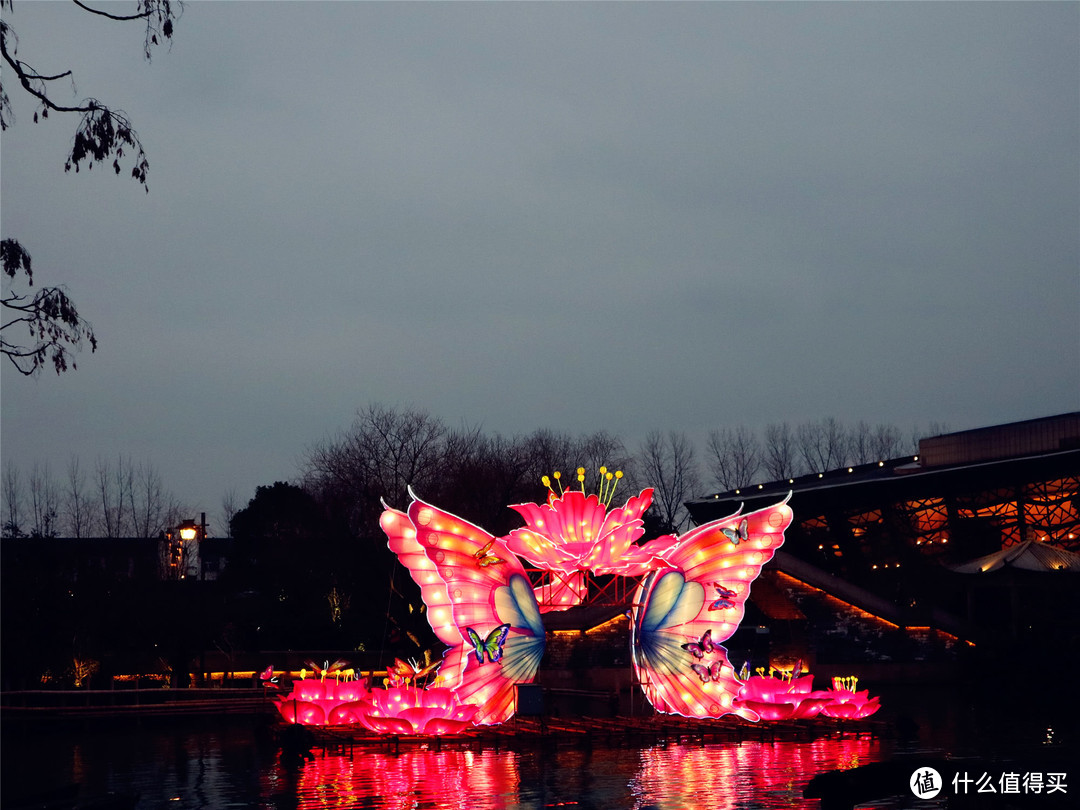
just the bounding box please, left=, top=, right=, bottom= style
left=949, top=539, right=1080, bottom=574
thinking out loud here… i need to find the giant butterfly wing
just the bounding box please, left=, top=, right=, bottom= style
left=399, top=490, right=545, bottom=724
left=630, top=498, right=793, bottom=720
left=380, top=503, right=471, bottom=689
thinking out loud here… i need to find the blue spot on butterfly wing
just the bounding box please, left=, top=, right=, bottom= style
left=495, top=574, right=544, bottom=637
left=492, top=573, right=546, bottom=684
left=639, top=571, right=704, bottom=633
left=635, top=571, right=706, bottom=676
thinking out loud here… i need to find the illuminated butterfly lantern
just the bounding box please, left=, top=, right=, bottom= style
left=380, top=476, right=793, bottom=725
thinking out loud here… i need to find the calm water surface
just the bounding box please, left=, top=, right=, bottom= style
left=5, top=718, right=888, bottom=810
left=3, top=685, right=1071, bottom=810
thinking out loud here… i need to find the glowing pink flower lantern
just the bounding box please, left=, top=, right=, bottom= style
left=358, top=687, right=480, bottom=735
left=819, top=692, right=880, bottom=719
left=504, top=471, right=679, bottom=610
left=736, top=674, right=833, bottom=720
left=275, top=677, right=372, bottom=726
left=816, top=677, right=881, bottom=719
left=735, top=672, right=880, bottom=721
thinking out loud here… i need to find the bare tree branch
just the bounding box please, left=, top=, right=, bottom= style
left=71, top=0, right=152, bottom=22
left=1, top=1, right=180, bottom=376
left=637, top=430, right=699, bottom=533
left=706, top=426, right=761, bottom=491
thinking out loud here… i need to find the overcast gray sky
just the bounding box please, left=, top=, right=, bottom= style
left=2, top=1, right=1077, bottom=527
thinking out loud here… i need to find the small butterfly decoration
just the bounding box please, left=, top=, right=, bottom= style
left=722, top=518, right=748, bottom=546
left=473, top=539, right=506, bottom=568
left=690, top=660, right=725, bottom=683
left=304, top=658, right=350, bottom=681
left=681, top=629, right=716, bottom=660
left=387, top=656, right=440, bottom=687
left=738, top=661, right=751, bottom=681
left=259, top=665, right=278, bottom=686
left=466, top=624, right=510, bottom=664
left=708, top=583, right=738, bottom=611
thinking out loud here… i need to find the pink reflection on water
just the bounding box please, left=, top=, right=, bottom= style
left=275, top=735, right=883, bottom=809
left=631, top=735, right=880, bottom=810
left=289, top=748, right=521, bottom=810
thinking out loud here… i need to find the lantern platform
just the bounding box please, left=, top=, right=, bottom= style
left=291, top=713, right=884, bottom=753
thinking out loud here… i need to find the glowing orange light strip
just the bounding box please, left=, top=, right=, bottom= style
left=905, top=626, right=974, bottom=647
left=774, top=571, right=976, bottom=646
left=773, top=570, right=900, bottom=629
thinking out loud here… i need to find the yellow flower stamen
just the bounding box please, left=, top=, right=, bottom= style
left=544, top=465, right=626, bottom=504
left=552, top=471, right=564, bottom=495
left=605, top=470, right=622, bottom=505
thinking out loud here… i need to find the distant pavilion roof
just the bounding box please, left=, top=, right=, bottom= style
left=686, top=412, right=1080, bottom=531
left=949, top=539, right=1080, bottom=574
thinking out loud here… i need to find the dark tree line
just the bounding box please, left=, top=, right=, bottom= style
left=303, top=403, right=638, bottom=538
left=2, top=455, right=187, bottom=539
left=1, top=403, right=948, bottom=686
left=304, top=405, right=943, bottom=534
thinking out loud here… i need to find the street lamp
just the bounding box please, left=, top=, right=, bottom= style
left=174, top=516, right=206, bottom=579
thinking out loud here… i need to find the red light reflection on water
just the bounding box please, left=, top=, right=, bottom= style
left=631, top=735, right=881, bottom=810
left=288, top=748, right=521, bottom=810
left=276, top=735, right=881, bottom=810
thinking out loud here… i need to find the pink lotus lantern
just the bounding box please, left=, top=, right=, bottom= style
left=736, top=674, right=833, bottom=720
left=819, top=692, right=880, bottom=719
left=735, top=672, right=880, bottom=721
left=358, top=687, right=480, bottom=735
left=815, top=678, right=881, bottom=719
left=274, top=676, right=371, bottom=725
left=736, top=698, right=797, bottom=721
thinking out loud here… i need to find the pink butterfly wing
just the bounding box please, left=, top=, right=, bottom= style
left=631, top=498, right=793, bottom=720
left=662, top=498, right=791, bottom=645
left=403, top=493, right=545, bottom=725
left=380, top=504, right=466, bottom=654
